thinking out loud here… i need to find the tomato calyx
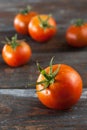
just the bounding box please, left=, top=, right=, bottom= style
left=20, top=6, right=32, bottom=15
left=5, top=34, right=20, bottom=50
left=38, top=15, right=54, bottom=30
left=74, top=19, right=84, bottom=26
left=36, top=57, right=61, bottom=92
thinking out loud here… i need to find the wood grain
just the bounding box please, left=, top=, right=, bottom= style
left=0, top=89, right=86, bottom=130
left=0, top=52, right=86, bottom=89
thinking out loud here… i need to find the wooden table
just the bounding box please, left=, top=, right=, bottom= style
left=0, top=0, right=87, bottom=129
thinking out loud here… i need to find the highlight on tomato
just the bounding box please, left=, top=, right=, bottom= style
left=66, top=19, right=87, bottom=47
left=14, top=6, right=37, bottom=35
left=36, top=57, right=83, bottom=110
left=28, top=14, right=57, bottom=42
left=2, top=34, right=32, bottom=67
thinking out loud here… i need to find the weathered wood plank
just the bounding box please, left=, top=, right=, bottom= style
left=0, top=89, right=86, bottom=129
left=0, top=88, right=87, bottom=98
left=0, top=52, right=86, bottom=89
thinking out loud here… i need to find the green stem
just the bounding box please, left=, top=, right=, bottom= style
left=38, top=14, right=54, bottom=29
left=37, top=62, right=51, bottom=80
left=27, top=57, right=61, bottom=92
left=36, top=57, right=61, bottom=92
left=28, top=80, right=48, bottom=87
left=5, top=34, right=20, bottom=50
left=45, top=14, right=52, bottom=22
left=75, top=19, right=84, bottom=26
left=20, top=6, right=32, bottom=15
left=49, top=56, right=54, bottom=74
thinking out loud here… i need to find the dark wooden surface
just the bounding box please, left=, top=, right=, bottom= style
left=0, top=0, right=87, bottom=129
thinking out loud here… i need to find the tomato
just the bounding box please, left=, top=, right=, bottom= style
left=66, top=19, right=87, bottom=47
left=28, top=14, right=57, bottom=42
left=2, top=34, right=32, bottom=67
left=36, top=58, right=83, bottom=110
left=14, top=6, right=37, bottom=35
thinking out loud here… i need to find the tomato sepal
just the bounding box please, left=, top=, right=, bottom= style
left=36, top=57, right=61, bottom=92
left=38, top=14, right=54, bottom=30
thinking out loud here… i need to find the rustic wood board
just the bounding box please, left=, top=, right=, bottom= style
left=0, top=52, right=86, bottom=89
left=0, top=88, right=86, bottom=130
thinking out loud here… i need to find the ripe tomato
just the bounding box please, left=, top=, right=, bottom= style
left=66, top=19, right=87, bottom=47
left=2, top=34, right=32, bottom=67
left=14, top=6, right=37, bottom=35
left=36, top=58, right=83, bottom=110
left=28, top=14, right=57, bottom=42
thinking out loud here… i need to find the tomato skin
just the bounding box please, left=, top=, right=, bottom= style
left=2, top=41, right=32, bottom=67
left=36, top=64, right=83, bottom=110
left=66, top=24, right=87, bottom=47
left=28, top=15, right=57, bottom=42
left=14, top=12, right=37, bottom=35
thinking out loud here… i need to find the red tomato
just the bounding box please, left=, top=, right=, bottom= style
left=66, top=19, right=87, bottom=47
left=14, top=6, right=37, bottom=35
left=36, top=58, right=83, bottom=110
left=2, top=35, right=32, bottom=67
left=28, top=14, right=57, bottom=42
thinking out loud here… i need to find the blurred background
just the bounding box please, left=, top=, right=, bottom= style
left=0, top=0, right=87, bottom=89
